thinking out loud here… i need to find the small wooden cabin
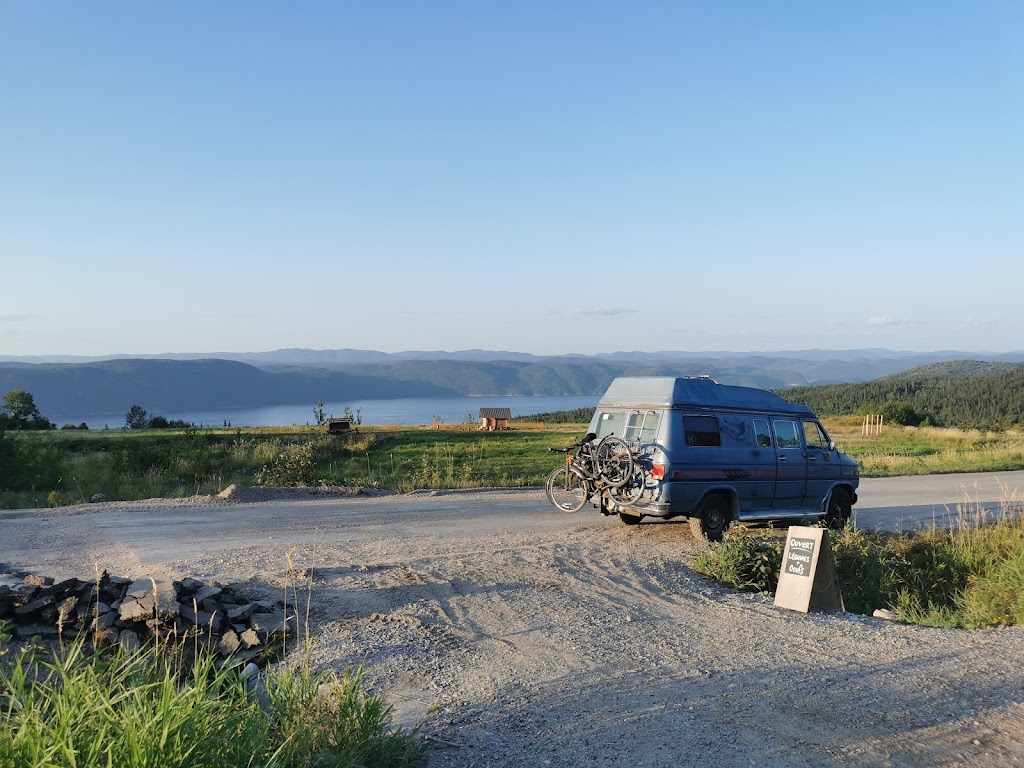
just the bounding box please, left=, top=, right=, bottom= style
left=326, top=418, right=352, bottom=434
left=478, top=407, right=511, bottom=431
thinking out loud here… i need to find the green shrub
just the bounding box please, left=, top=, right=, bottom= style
left=693, top=508, right=1024, bottom=628
left=693, top=527, right=784, bottom=594
left=258, top=443, right=317, bottom=487
left=0, top=637, right=424, bottom=768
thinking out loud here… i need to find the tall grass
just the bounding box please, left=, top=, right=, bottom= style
left=828, top=423, right=1024, bottom=477
left=0, top=636, right=423, bottom=768
left=2, top=421, right=1022, bottom=509
left=0, top=555, right=425, bottom=768
left=693, top=490, right=1024, bottom=628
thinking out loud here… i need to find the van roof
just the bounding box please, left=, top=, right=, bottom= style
left=598, top=376, right=814, bottom=416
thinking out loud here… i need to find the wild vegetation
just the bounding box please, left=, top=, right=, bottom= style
left=693, top=491, right=1024, bottom=628
left=0, top=627, right=424, bottom=767
left=2, top=413, right=1024, bottom=509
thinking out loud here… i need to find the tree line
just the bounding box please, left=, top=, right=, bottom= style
left=776, top=369, right=1024, bottom=428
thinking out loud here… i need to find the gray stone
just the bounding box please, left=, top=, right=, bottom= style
left=180, top=603, right=214, bottom=628
left=118, top=598, right=152, bottom=622
left=193, top=585, right=223, bottom=603
left=228, top=603, right=256, bottom=622
left=89, top=494, right=106, bottom=503
left=126, top=578, right=157, bottom=599
left=14, top=595, right=55, bottom=615
left=124, top=578, right=177, bottom=616
left=93, top=611, right=118, bottom=630
left=119, top=629, right=140, bottom=651
left=201, top=598, right=220, bottom=614
left=873, top=608, right=899, bottom=621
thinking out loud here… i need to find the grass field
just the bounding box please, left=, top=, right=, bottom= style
left=2, top=420, right=1024, bottom=509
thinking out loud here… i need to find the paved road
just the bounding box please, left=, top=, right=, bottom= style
left=853, top=469, right=1024, bottom=530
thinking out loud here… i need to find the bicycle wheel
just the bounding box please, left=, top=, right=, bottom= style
left=545, top=466, right=590, bottom=513
left=610, top=465, right=646, bottom=505
left=595, top=436, right=634, bottom=488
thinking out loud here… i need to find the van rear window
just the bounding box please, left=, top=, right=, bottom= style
left=683, top=415, right=721, bottom=447
left=595, top=411, right=624, bottom=440
left=623, top=410, right=662, bottom=443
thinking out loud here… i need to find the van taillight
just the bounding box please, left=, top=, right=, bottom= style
left=650, top=464, right=666, bottom=480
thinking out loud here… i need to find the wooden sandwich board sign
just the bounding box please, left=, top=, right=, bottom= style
left=773, top=526, right=844, bottom=613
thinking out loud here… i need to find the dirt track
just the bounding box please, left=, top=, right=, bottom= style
left=1, top=474, right=1023, bottom=767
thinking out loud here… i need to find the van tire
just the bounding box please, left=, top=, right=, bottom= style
left=824, top=489, right=852, bottom=529
left=690, top=495, right=729, bottom=542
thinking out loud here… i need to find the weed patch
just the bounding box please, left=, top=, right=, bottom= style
left=693, top=498, right=1024, bottom=628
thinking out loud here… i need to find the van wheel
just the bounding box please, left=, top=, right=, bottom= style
left=618, top=512, right=642, bottom=526
left=824, top=489, right=851, bottom=529
left=690, top=496, right=729, bottom=542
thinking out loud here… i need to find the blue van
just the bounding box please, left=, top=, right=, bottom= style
left=588, top=376, right=860, bottom=540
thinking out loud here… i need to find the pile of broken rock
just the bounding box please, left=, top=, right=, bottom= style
left=0, top=566, right=295, bottom=662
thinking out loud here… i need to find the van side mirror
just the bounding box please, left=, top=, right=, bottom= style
left=584, top=432, right=597, bottom=443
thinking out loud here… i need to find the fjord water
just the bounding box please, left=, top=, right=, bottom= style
left=54, top=395, right=600, bottom=429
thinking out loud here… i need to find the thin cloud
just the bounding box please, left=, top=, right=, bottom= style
left=0, top=313, right=38, bottom=324
left=867, top=316, right=925, bottom=327
left=0, top=314, right=38, bottom=336
left=568, top=308, right=637, bottom=320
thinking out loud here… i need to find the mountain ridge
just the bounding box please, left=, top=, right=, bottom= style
left=3, top=350, right=1024, bottom=420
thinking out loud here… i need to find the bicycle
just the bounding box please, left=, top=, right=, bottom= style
left=545, top=433, right=635, bottom=512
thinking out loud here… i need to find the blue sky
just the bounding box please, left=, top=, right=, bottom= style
left=2, top=2, right=1022, bottom=356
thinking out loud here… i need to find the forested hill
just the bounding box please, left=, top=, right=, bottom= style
left=0, top=357, right=804, bottom=417
left=4, top=357, right=1023, bottom=426
left=777, top=368, right=1024, bottom=427
left=881, top=360, right=1023, bottom=380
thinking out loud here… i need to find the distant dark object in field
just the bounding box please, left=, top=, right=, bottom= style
left=327, top=418, right=352, bottom=434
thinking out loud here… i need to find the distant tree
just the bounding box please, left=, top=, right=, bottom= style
left=341, top=405, right=362, bottom=425
left=880, top=400, right=925, bottom=427
left=78, top=422, right=89, bottom=430
left=125, top=404, right=149, bottom=429
left=148, top=416, right=170, bottom=429
left=314, top=400, right=327, bottom=426
left=1, top=389, right=55, bottom=430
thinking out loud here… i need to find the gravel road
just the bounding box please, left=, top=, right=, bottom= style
left=2, top=472, right=1023, bottom=767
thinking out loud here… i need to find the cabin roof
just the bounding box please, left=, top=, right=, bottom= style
left=479, top=407, right=512, bottom=419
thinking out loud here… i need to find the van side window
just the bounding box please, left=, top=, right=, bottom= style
left=803, top=421, right=830, bottom=450
left=683, top=415, right=721, bottom=447
left=753, top=418, right=772, bottom=448
left=773, top=420, right=801, bottom=449
left=595, top=411, right=624, bottom=440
